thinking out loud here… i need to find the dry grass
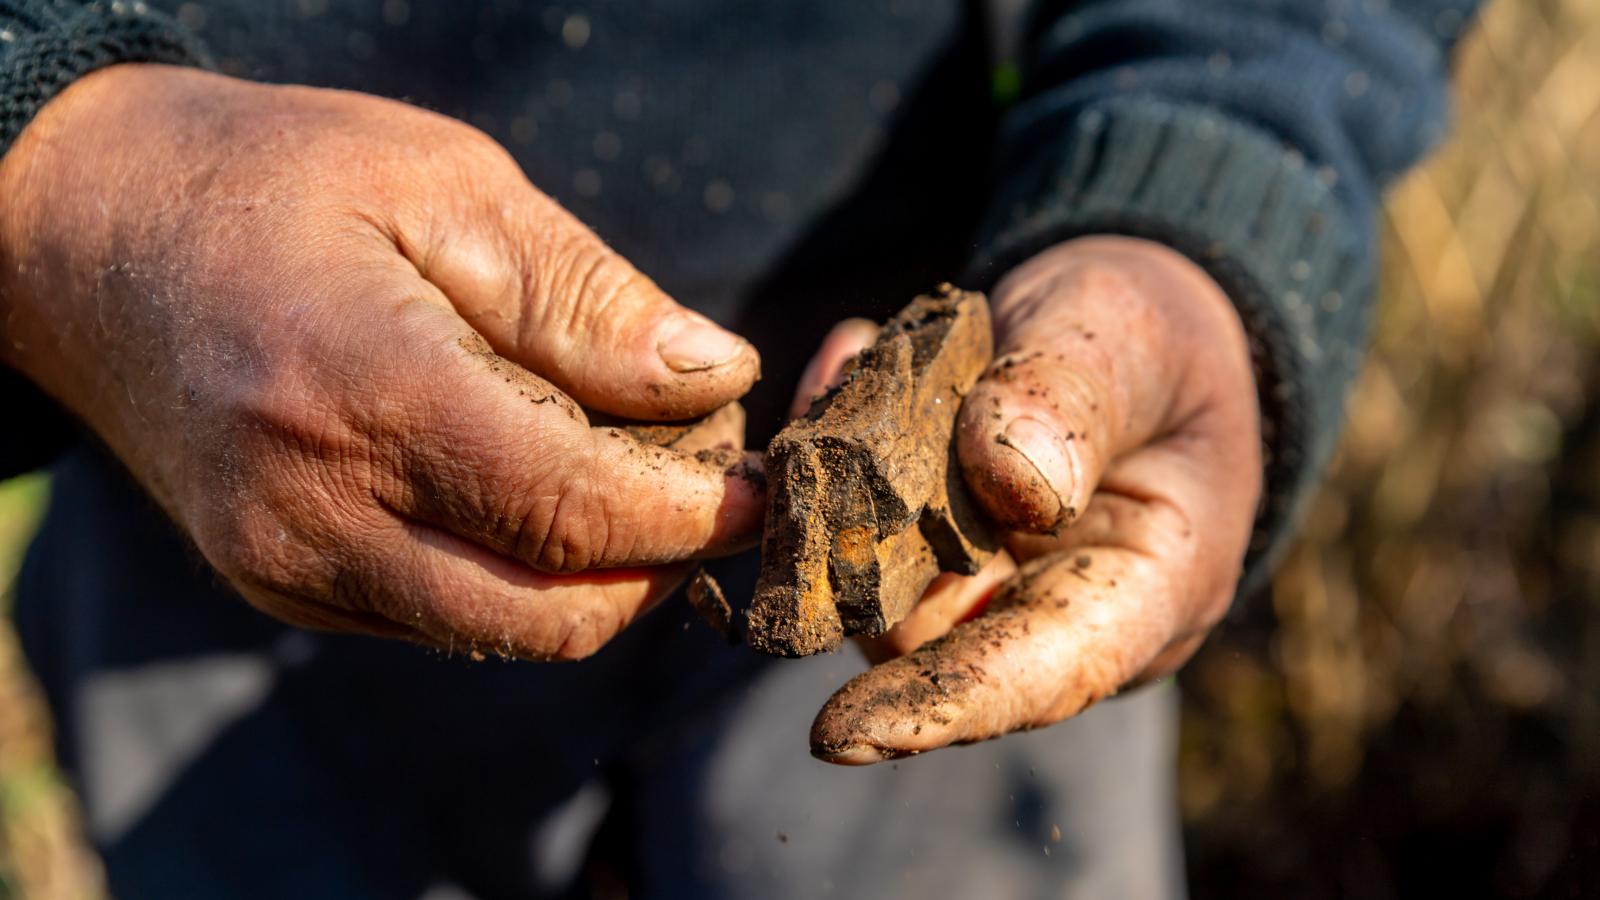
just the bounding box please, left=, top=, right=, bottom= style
left=0, top=476, right=104, bottom=900
left=0, top=0, right=1597, bottom=896
left=1181, top=0, right=1600, bottom=895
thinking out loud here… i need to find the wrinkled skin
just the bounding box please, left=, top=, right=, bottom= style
left=0, top=64, right=1257, bottom=756
left=793, top=237, right=1262, bottom=764
left=0, top=65, right=765, bottom=660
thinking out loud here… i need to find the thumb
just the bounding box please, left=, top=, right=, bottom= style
left=956, top=241, right=1192, bottom=533
left=409, top=170, right=760, bottom=421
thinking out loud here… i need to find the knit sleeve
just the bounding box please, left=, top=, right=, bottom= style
left=0, top=1, right=206, bottom=479
left=969, top=0, right=1481, bottom=596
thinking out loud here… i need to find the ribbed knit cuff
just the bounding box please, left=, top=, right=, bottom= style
left=970, top=98, right=1375, bottom=598
left=0, top=1, right=208, bottom=157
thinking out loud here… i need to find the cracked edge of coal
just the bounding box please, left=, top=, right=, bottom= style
left=687, top=568, right=742, bottom=645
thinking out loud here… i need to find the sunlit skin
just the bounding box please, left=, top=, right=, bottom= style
left=0, top=65, right=1261, bottom=756
left=794, top=237, right=1262, bottom=764
left=0, top=65, right=765, bottom=660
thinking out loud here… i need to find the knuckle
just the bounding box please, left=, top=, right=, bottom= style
left=986, top=348, right=1115, bottom=425
left=226, top=376, right=375, bottom=520
left=217, top=338, right=357, bottom=457
left=535, top=232, right=653, bottom=338
left=513, top=466, right=607, bottom=572
left=186, top=392, right=371, bottom=605
left=368, top=104, right=523, bottom=188
left=192, top=500, right=301, bottom=596
left=550, top=607, right=614, bottom=661
left=444, top=118, right=523, bottom=173
left=1067, top=259, right=1144, bottom=306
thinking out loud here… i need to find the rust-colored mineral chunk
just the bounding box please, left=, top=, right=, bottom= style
left=745, top=285, right=999, bottom=657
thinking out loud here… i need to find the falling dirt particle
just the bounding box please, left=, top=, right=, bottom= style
left=468, top=649, right=486, bottom=662
left=693, top=447, right=744, bottom=470
left=776, top=832, right=788, bottom=844
left=1050, top=824, right=1062, bottom=842
left=687, top=568, right=740, bottom=644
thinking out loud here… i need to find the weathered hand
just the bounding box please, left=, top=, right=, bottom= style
left=794, top=236, right=1261, bottom=763
left=0, top=65, right=764, bottom=659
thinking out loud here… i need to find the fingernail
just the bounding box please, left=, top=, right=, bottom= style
left=997, top=417, right=1078, bottom=521
left=812, top=744, right=890, bottom=765
left=657, top=314, right=748, bottom=373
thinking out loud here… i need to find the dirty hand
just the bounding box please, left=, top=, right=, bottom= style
left=793, top=236, right=1261, bottom=762
left=0, top=65, right=764, bottom=659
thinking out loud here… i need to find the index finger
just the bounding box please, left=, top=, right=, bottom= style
left=811, top=539, right=1176, bottom=765
left=956, top=237, right=1248, bottom=533
left=811, top=426, right=1257, bottom=763
left=360, top=296, right=766, bottom=573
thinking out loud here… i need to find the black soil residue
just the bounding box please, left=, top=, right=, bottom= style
left=457, top=335, right=582, bottom=421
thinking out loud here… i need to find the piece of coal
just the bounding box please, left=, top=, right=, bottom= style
left=744, top=285, right=999, bottom=657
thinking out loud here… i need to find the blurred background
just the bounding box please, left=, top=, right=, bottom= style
left=1182, top=0, right=1600, bottom=895
left=0, top=0, right=1597, bottom=896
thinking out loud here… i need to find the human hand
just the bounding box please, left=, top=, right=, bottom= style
left=0, top=65, right=764, bottom=659
left=792, top=236, right=1261, bottom=762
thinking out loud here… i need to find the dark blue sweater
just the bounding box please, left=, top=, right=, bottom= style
left=0, top=0, right=1480, bottom=591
